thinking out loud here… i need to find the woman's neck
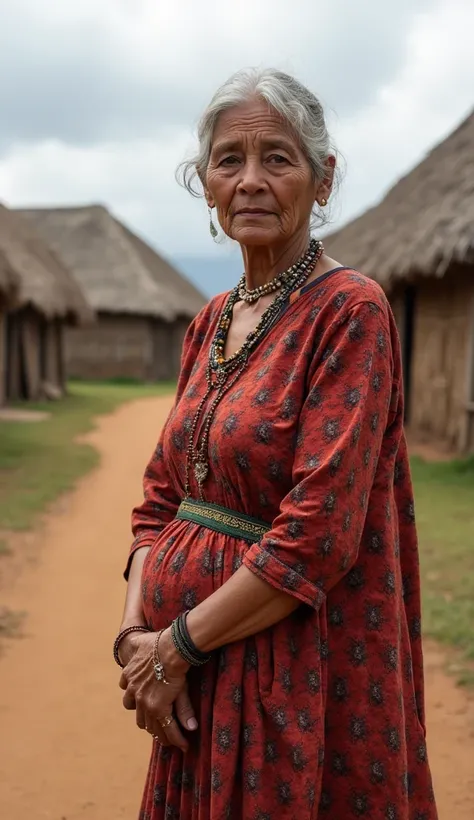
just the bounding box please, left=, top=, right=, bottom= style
left=240, top=232, right=310, bottom=291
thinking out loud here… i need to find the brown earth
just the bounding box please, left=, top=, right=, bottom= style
left=0, top=395, right=473, bottom=819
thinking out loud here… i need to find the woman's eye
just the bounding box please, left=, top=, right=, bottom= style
left=268, top=154, right=288, bottom=164
left=220, top=155, right=240, bottom=166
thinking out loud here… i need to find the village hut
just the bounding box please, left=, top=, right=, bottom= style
left=0, top=248, right=18, bottom=406
left=18, top=206, right=207, bottom=382
left=325, top=110, right=474, bottom=453
left=0, top=203, right=93, bottom=405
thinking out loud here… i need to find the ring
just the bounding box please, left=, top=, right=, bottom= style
left=160, top=715, right=174, bottom=728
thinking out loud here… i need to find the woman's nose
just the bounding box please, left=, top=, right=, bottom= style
left=236, top=160, right=266, bottom=194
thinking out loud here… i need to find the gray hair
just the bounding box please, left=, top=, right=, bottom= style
left=178, top=68, right=337, bottom=209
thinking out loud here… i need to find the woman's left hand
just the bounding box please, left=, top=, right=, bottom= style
left=119, top=630, right=193, bottom=752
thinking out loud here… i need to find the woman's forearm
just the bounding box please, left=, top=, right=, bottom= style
left=120, top=546, right=150, bottom=629
left=186, top=565, right=299, bottom=653
left=124, top=553, right=299, bottom=677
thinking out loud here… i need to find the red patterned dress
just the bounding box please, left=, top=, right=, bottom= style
left=127, top=267, right=437, bottom=820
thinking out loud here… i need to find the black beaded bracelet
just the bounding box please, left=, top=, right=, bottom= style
left=172, top=620, right=210, bottom=667
left=179, top=612, right=211, bottom=663
left=170, top=621, right=197, bottom=667
left=113, top=625, right=150, bottom=668
left=171, top=611, right=211, bottom=667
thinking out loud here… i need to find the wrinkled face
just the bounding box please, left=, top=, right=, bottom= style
left=204, top=97, right=331, bottom=247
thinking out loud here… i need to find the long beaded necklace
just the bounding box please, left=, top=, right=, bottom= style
left=184, top=239, right=324, bottom=499
left=237, top=255, right=305, bottom=304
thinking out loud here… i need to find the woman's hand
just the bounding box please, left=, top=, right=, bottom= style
left=118, top=629, right=147, bottom=668
left=119, top=629, right=196, bottom=752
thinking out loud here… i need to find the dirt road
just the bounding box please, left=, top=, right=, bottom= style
left=0, top=396, right=473, bottom=819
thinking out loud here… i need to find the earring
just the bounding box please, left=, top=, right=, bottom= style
left=208, top=207, right=218, bottom=239
left=320, top=198, right=328, bottom=207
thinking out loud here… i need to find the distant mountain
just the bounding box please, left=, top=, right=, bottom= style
left=174, top=253, right=243, bottom=297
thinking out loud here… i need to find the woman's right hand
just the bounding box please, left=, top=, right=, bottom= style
left=119, top=629, right=197, bottom=751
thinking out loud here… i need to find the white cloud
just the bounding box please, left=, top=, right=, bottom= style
left=0, top=0, right=472, bottom=264
left=332, top=0, right=474, bottom=227
left=0, top=134, right=210, bottom=253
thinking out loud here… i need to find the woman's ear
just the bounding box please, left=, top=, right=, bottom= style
left=204, top=190, right=215, bottom=209
left=316, top=154, right=336, bottom=205
left=323, top=155, right=336, bottom=193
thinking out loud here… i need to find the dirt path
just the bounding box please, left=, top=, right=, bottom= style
left=0, top=396, right=473, bottom=819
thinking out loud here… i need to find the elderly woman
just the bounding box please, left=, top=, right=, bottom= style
left=115, top=68, right=437, bottom=820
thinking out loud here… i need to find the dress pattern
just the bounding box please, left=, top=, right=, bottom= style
left=127, top=268, right=437, bottom=819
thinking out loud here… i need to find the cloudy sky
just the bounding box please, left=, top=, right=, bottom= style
left=1, top=0, right=473, bottom=293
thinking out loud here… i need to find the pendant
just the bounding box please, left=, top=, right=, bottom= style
left=194, top=460, right=209, bottom=485
left=153, top=662, right=169, bottom=685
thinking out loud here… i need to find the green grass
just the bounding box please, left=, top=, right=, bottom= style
left=413, top=456, right=474, bottom=677
left=0, top=380, right=174, bottom=532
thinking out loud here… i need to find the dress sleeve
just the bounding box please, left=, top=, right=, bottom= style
left=243, top=299, right=400, bottom=608
left=124, top=316, right=200, bottom=579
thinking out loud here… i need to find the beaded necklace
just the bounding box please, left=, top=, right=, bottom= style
left=184, top=239, right=324, bottom=499
left=237, top=255, right=304, bottom=304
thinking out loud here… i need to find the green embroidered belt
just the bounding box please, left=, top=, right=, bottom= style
left=176, top=498, right=270, bottom=543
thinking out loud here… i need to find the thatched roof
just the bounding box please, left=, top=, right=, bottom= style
left=0, top=248, right=18, bottom=302
left=324, top=110, right=474, bottom=289
left=0, top=203, right=93, bottom=323
left=120, top=224, right=207, bottom=318
left=18, top=205, right=206, bottom=320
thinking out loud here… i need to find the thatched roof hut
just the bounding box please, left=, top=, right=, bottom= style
left=325, top=110, right=474, bottom=454
left=0, top=204, right=93, bottom=404
left=17, top=205, right=207, bottom=383
left=325, top=110, right=474, bottom=289
left=119, top=223, right=206, bottom=318
left=18, top=205, right=205, bottom=321
left=0, top=203, right=92, bottom=323
left=0, top=248, right=18, bottom=305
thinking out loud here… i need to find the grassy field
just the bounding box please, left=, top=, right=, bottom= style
left=0, top=381, right=174, bottom=533
left=412, top=456, right=474, bottom=684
